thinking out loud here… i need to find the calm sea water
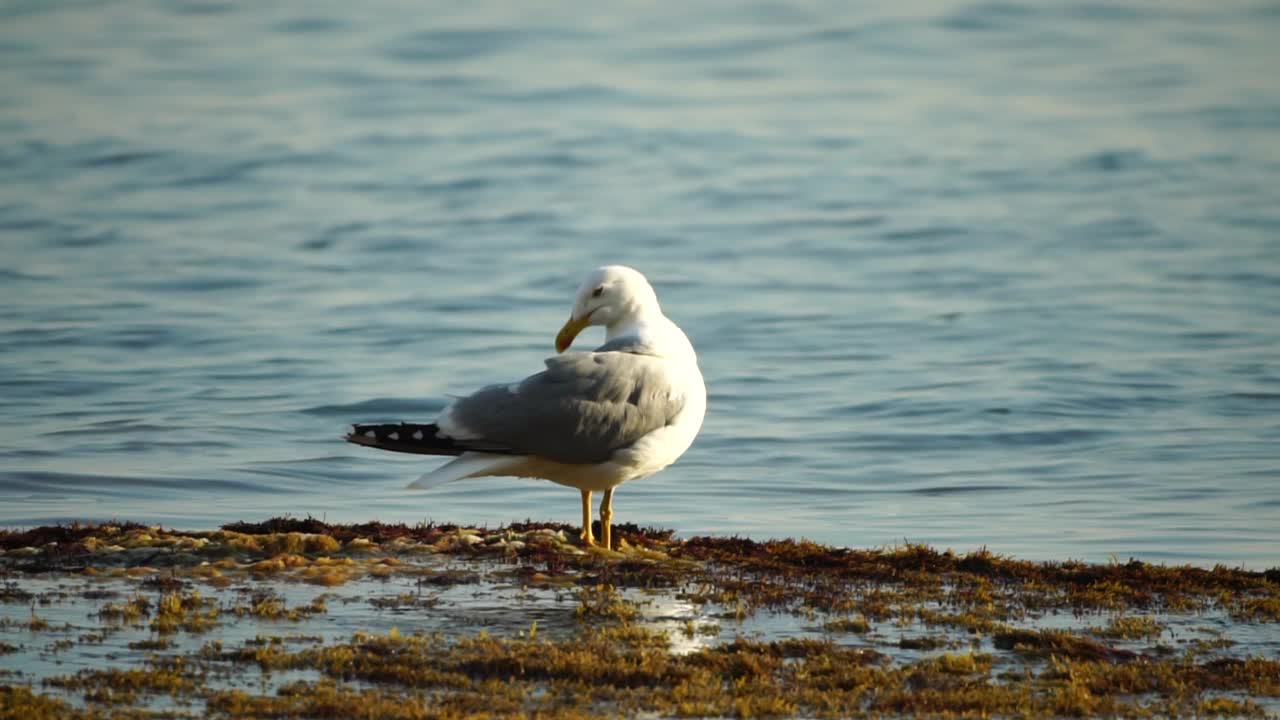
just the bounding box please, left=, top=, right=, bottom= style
left=2, top=0, right=1278, bottom=568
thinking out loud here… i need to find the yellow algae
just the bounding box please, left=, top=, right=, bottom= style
left=1235, top=594, right=1280, bottom=622
left=247, top=558, right=285, bottom=575
left=823, top=615, right=871, bottom=634
left=13, top=612, right=1280, bottom=718
left=172, top=536, right=208, bottom=551
left=368, top=592, right=436, bottom=611
left=0, top=686, right=75, bottom=719
left=575, top=584, right=639, bottom=622
left=46, top=666, right=195, bottom=701
left=1197, top=697, right=1268, bottom=716
left=304, top=572, right=352, bottom=587
left=248, top=552, right=310, bottom=576
left=4, top=518, right=1279, bottom=718
left=919, top=651, right=993, bottom=675
left=248, top=531, right=340, bottom=555
left=231, top=592, right=327, bottom=621
left=97, top=594, right=151, bottom=625
left=149, top=590, right=218, bottom=634
left=1091, top=614, right=1166, bottom=640
left=189, top=564, right=221, bottom=579
left=206, top=681, right=459, bottom=720
left=24, top=612, right=50, bottom=632
left=121, top=531, right=153, bottom=548
left=311, top=555, right=353, bottom=566
left=127, top=638, right=172, bottom=651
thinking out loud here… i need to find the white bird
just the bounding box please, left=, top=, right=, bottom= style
left=347, top=265, right=706, bottom=550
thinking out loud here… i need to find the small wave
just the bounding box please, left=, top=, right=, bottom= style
left=0, top=268, right=46, bottom=282
left=170, top=2, right=235, bottom=17
left=300, top=221, right=375, bottom=251
left=939, top=2, right=1036, bottom=32
left=1070, top=216, right=1159, bottom=240
left=756, top=215, right=886, bottom=233
left=477, top=151, right=597, bottom=171
left=384, top=29, right=553, bottom=64
left=1167, top=271, right=1280, bottom=288
left=879, top=226, right=967, bottom=242
left=270, top=17, right=344, bottom=34
left=633, top=34, right=794, bottom=62
left=1071, top=149, right=1148, bottom=173
left=456, top=210, right=562, bottom=227
left=303, top=398, right=443, bottom=419
left=490, top=85, right=625, bottom=105
left=128, top=275, right=263, bottom=293
left=0, top=377, right=124, bottom=399
left=78, top=150, right=169, bottom=169
left=1194, top=104, right=1280, bottom=132
left=170, top=152, right=346, bottom=188
left=0, top=470, right=273, bottom=496
left=1210, top=392, right=1280, bottom=417
left=1061, top=3, right=1157, bottom=21
left=908, top=484, right=1016, bottom=496
left=0, top=217, right=61, bottom=233
left=418, top=177, right=493, bottom=195
left=81, top=324, right=185, bottom=351
left=847, top=429, right=1108, bottom=452
left=1223, top=392, right=1280, bottom=402
left=53, top=227, right=122, bottom=248
left=44, top=421, right=175, bottom=437
left=1177, top=330, right=1249, bottom=348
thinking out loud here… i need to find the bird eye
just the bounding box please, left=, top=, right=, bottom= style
left=591, top=286, right=604, bottom=298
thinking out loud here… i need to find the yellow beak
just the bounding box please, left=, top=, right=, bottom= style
left=555, top=313, right=592, bottom=353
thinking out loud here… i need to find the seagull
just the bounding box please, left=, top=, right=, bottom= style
left=346, top=265, right=707, bottom=550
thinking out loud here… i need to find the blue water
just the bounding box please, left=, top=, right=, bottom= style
left=2, top=0, right=1278, bottom=568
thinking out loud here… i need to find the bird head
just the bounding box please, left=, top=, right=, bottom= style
left=556, top=265, right=659, bottom=352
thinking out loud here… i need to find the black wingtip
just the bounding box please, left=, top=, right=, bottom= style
left=345, top=427, right=379, bottom=447
left=344, top=422, right=470, bottom=456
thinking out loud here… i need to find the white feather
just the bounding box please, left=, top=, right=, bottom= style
left=408, top=452, right=516, bottom=490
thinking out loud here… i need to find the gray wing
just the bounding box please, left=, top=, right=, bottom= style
left=445, top=351, right=686, bottom=464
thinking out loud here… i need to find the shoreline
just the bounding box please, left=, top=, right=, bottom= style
left=1, top=518, right=1277, bottom=717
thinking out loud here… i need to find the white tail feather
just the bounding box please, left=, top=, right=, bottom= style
left=408, top=453, right=517, bottom=490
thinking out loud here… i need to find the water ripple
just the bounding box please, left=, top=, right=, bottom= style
left=0, top=0, right=1276, bottom=569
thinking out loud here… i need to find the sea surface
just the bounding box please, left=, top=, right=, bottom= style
left=1, top=0, right=1278, bottom=568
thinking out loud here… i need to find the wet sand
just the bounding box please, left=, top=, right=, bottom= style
left=1, top=518, right=1277, bottom=718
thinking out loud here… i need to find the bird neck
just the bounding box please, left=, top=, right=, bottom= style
left=605, top=305, right=662, bottom=343
left=605, top=309, right=697, bottom=364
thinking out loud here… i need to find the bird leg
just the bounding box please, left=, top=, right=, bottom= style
left=579, top=489, right=595, bottom=546
left=600, top=488, right=614, bottom=550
